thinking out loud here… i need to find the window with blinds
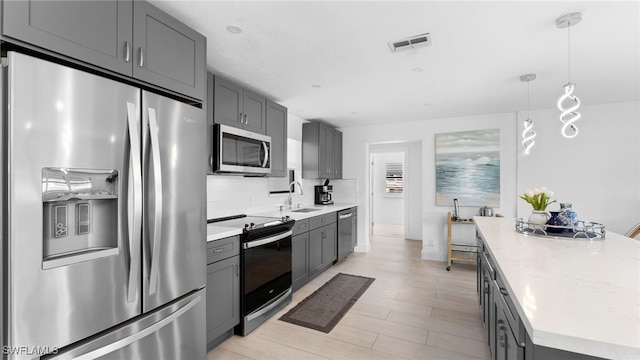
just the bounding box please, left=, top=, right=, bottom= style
left=385, top=162, right=403, bottom=194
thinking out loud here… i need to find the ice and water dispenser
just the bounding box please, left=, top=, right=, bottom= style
left=42, top=168, right=119, bottom=269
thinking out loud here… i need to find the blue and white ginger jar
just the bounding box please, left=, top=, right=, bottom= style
left=558, top=203, right=578, bottom=228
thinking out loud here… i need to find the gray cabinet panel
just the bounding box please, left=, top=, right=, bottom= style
left=291, top=219, right=309, bottom=236
left=322, top=223, right=337, bottom=265
left=302, top=122, right=343, bottom=179
left=266, top=100, right=288, bottom=177
left=206, top=255, right=240, bottom=348
left=213, top=76, right=243, bottom=127
left=243, top=89, right=266, bottom=134
left=334, top=130, right=343, bottom=178
left=2, top=0, right=133, bottom=75
left=210, top=75, right=266, bottom=134
left=292, top=233, right=309, bottom=292
left=308, top=228, right=324, bottom=276
left=133, top=1, right=206, bottom=101
left=323, top=125, right=334, bottom=178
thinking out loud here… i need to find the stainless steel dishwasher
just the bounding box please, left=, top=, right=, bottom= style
left=337, top=207, right=357, bottom=261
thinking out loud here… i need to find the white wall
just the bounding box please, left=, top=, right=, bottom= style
left=342, top=101, right=640, bottom=261
left=342, top=113, right=518, bottom=261
left=372, top=152, right=404, bottom=225
left=517, top=101, right=640, bottom=233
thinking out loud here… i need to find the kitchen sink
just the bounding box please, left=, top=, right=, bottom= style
left=291, top=208, right=322, bottom=213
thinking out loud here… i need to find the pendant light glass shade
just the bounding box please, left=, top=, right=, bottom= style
left=557, top=12, right=582, bottom=139
left=557, top=82, right=581, bottom=138
left=520, top=74, right=536, bottom=155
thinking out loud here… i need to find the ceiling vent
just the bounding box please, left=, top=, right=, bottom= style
left=388, top=33, right=432, bottom=53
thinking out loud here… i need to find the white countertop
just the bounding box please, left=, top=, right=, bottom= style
left=206, top=203, right=358, bottom=242
left=474, top=216, right=640, bottom=360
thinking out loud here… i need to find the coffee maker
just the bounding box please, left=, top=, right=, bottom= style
left=314, top=180, right=334, bottom=205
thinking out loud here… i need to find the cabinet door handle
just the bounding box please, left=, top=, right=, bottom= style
left=138, top=47, right=144, bottom=67
left=124, top=41, right=130, bottom=62
left=213, top=248, right=224, bottom=253
left=239, top=112, right=243, bottom=123
left=497, top=321, right=506, bottom=348
left=244, top=114, right=248, bottom=124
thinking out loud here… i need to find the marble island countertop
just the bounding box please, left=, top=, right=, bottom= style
left=474, top=216, right=640, bottom=360
left=207, top=202, right=358, bottom=242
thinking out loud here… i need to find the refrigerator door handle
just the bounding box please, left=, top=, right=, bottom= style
left=57, top=294, right=202, bottom=360
left=147, top=107, right=163, bottom=295
left=126, top=102, right=142, bottom=303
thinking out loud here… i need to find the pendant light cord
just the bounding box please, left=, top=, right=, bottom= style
left=567, top=24, right=571, bottom=83
left=527, top=81, right=531, bottom=119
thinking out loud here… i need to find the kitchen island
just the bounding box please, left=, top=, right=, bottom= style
left=474, top=216, right=640, bottom=360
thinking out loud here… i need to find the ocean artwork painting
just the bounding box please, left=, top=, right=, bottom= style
left=435, top=129, right=500, bottom=207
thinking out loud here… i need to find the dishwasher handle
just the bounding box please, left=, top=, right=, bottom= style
left=338, top=212, right=353, bottom=220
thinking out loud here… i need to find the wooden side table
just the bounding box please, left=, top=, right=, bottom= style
left=446, top=212, right=477, bottom=270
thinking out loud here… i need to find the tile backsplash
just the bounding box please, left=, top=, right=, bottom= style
left=206, top=176, right=357, bottom=220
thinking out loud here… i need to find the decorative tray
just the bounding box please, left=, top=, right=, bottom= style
left=515, top=218, right=606, bottom=239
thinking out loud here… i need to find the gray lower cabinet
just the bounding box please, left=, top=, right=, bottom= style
left=291, top=213, right=337, bottom=291
left=266, top=100, right=288, bottom=177
left=302, top=122, right=343, bottom=179
left=212, top=75, right=266, bottom=134
left=292, top=219, right=310, bottom=292
left=292, top=233, right=309, bottom=292
left=309, top=214, right=337, bottom=279
left=2, top=0, right=206, bottom=101
left=206, top=236, right=240, bottom=350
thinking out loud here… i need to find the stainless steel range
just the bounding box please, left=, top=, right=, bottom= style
left=208, top=214, right=295, bottom=335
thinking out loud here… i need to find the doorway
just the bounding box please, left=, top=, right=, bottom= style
left=370, top=152, right=405, bottom=238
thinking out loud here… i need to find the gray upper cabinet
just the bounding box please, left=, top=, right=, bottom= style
left=302, top=122, right=343, bottom=179
left=266, top=100, right=288, bottom=177
left=212, top=76, right=243, bottom=127
left=333, top=130, right=343, bottom=179
left=243, top=89, right=267, bottom=134
left=132, top=1, right=206, bottom=101
left=2, top=0, right=205, bottom=101
left=212, top=75, right=266, bottom=134
left=2, top=0, right=133, bottom=76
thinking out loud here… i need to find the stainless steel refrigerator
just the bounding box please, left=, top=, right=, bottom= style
left=1, top=51, right=207, bottom=359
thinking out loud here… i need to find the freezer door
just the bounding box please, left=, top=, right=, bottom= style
left=48, top=289, right=206, bottom=360
left=4, top=52, right=142, bottom=353
left=141, top=91, right=206, bottom=312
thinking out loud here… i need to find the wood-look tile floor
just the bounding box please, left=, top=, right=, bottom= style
left=207, top=233, right=489, bottom=360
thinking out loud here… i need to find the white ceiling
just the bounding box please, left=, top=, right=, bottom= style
left=150, top=0, right=640, bottom=128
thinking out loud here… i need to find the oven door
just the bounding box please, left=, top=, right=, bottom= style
left=215, top=124, right=271, bottom=174
left=242, top=230, right=292, bottom=316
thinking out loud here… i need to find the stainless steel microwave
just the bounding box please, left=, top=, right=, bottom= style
left=213, top=124, right=271, bottom=175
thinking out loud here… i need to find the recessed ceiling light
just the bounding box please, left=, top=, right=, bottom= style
left=311, top=84, right=322, bottom=88
left=412, top=67, right=423, bottom=73
left=226, top=25, right=242, bottom=34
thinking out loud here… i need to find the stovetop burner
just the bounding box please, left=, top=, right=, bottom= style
left=207, top=214, right=292, bottom=231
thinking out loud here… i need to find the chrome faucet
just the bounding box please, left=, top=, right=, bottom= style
left=287, top=181, right=303, bottom=209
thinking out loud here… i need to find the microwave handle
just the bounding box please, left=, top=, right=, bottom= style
left=261, top=141, right=269, bottom=168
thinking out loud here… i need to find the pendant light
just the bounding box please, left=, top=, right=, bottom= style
left=520, top=74, right=536, bottom=155
left=556, top=12, right=582, bottom=139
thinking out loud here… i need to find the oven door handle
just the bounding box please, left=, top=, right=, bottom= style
left=244, top=230, right=292, bottom=249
